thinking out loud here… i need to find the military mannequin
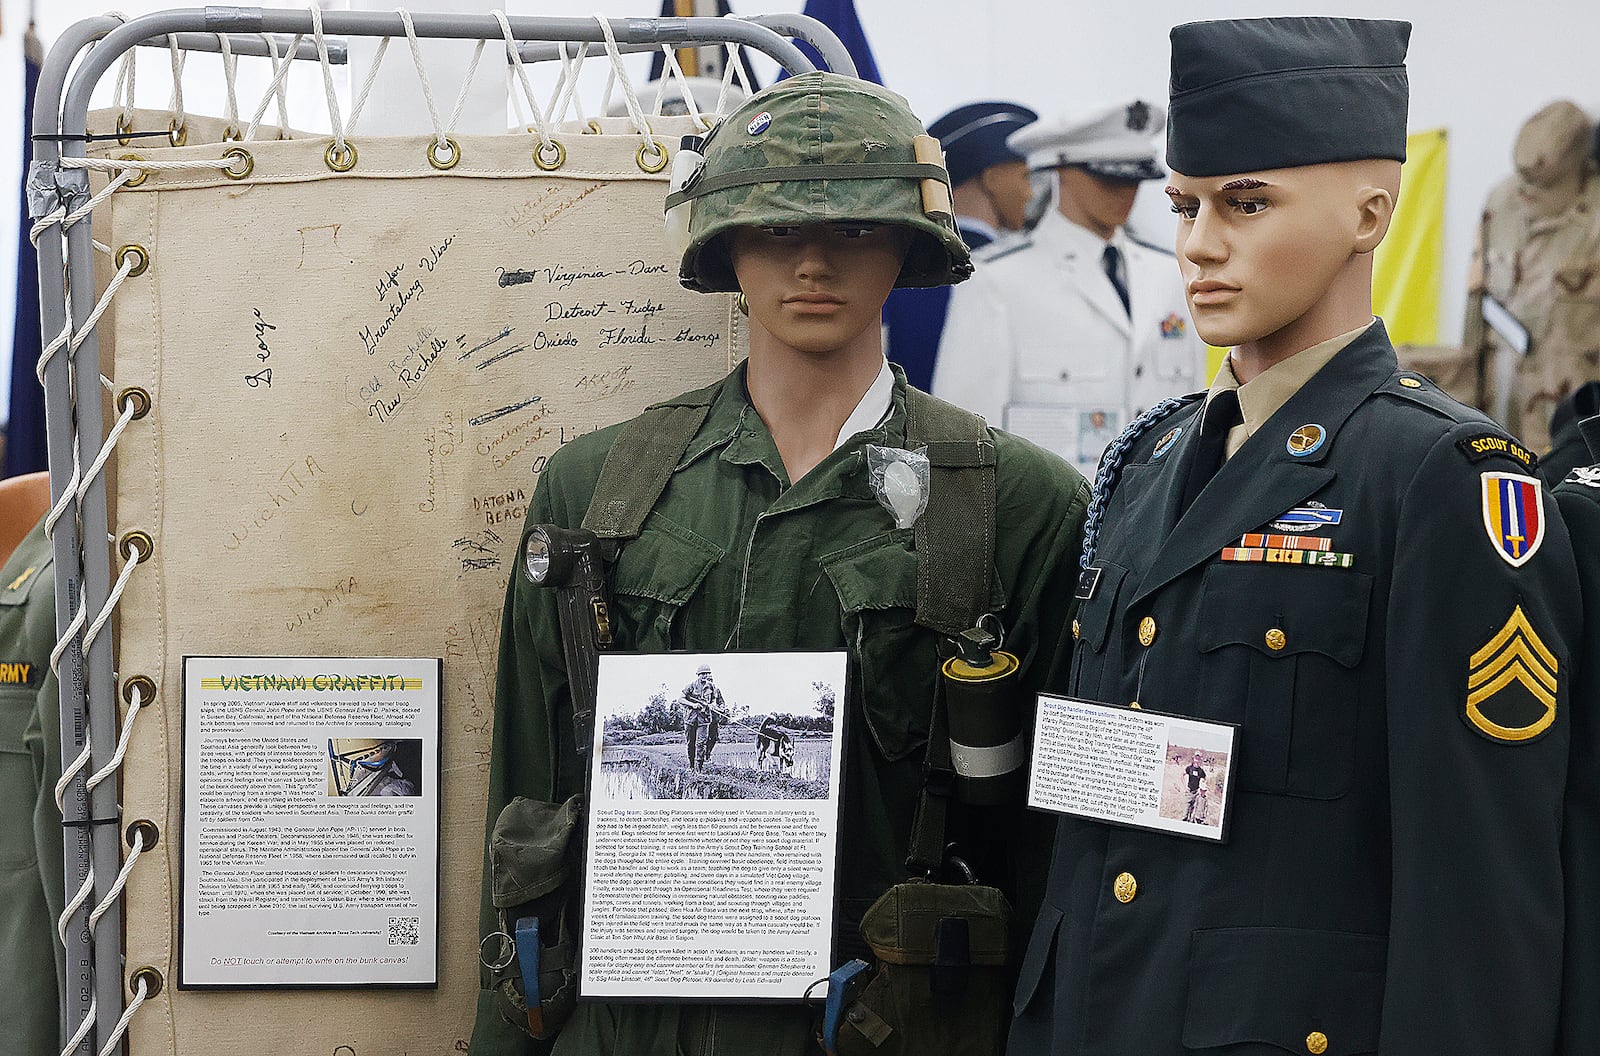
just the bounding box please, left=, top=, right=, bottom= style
left=1554, top=412, right=1600, bottom=1056
left=1541, top=379, right=1600, bottom=485
left=1465, top=100, right=1600, bottom=451
left=883, top=101, right=1039, bottom=390
left=933, top=100, right=1208, bottom=478
left=1010, top=18, right=1583, bottom=1055
left=0, top=516, right=63, bottom=1056
left=473, top=72, right=1088, bottom=1056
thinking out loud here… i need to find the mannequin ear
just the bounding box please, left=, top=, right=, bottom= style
left=1352, top=184, right=1396, bottom=255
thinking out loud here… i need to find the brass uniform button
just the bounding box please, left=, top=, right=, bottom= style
left=1113, top=872, right=1137, bottom=903
left=1265, top=627, right=1287, bottom=651
left=1138, top=616, right=1158, bottom=647
left=1400, top=376, right=1422, bottom=388
left=1306, top=1031, right=1328, bottom=1054
left=1128, top=701, right=1141, bottom=710
left=1072, top=618, right=1081, bottom=640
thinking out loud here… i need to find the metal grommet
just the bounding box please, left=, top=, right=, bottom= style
left=115, top=113, right=133, bottom=147
left=532, top=139, right=567, bottom=171
left=126, top=819, right=160, bottom=851
left=129, top=965, right=164, bottom=1000
left=222, top=124, right=242, bottom=142
left=120, top=154, right=149, bottom=188
left=636, top=138, right=669, bottom=174
left=735, top=292, right=749, bottom=316
left=221, top=146, right=254, bottom=181
left=119, top=529, right=154, bottom=563
left=325, top=141, right=358, bottom=173
left=115, top=244, right=149, bottom=277
left=118, top=386, right=152, bottom=420
left=168, top=119, right=188, bottom=148
left=122, top=675, right=158, bottom=708
left=586, top=119, right=603, bottom=134
left=427, top=136, right=462, bottom=171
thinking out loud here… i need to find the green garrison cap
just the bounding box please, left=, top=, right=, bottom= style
left=669, top=71, right=973, bottom=293
left=1167, top=17, right=1411, bottom=177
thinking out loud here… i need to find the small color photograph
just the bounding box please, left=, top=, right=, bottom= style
left=1157, top=743, right=1228, bottom=828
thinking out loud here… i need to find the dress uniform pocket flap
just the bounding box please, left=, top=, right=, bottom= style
left=1197, top=565, right=1373, bottom=668
left=1011, top=902, right=1063, bottom=1016
left=611, top=511, right=725, bottom=605
left=1075, top=561, right=1128, bottom=653
left=0, top=693, right=30, bottom=754
left=819, top=530, right=917, bottom=613
left=1182, top=926, right=1385, bottom=1054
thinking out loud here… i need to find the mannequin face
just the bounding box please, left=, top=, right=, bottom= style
left=1057, top=166, right=1141, bottom=240
left=728, top=223, right=908, bottom=355
left=979, top=160, right=1034, bottom=231
left=1164, top=161, right=1398, bottom=351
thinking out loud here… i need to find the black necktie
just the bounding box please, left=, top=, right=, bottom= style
left=1179, top=389, right=1241, bottom=514
left=1102, top=244, right=1131, bottom=317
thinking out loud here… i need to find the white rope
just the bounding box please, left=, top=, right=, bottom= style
left=550, top=42, right=591, bottom=126
left=445, top=38, right=488, bottom=137
left=714, top=44, right=743, bottom=116
left=54, top=740, right=90, bottom=815
left=112, top=49, right=135, bottom=128
left=81, top=533, right=146, bottom=658
left=493, top=10, right=553, bottom=143
left=593, top=14, right=657, bottom=155
left=217, top=32, right=240, bottom=134
left=86, top=828, right=145, bottom=933
left=345, top=36, right=392, bottom=134
left=60, top=155, right=235, bottom=175
left=397, top=9, right=448, bottom=150
left=58, top=868, right=93, bottom=947
left=86, top=682, right=143, bottom=796
left=166, top=35, right=187, bottom=133
left=308, top=5, right=347, bottom=152
left=246, top=32, right=304, bottom=141
left=58, top=995, right=95, bottom=1056
left=97, top=977, right=149, bottom=1056
left=727, top=42, right=753, bottom=98
left=657, top=45, right=710, bottom=129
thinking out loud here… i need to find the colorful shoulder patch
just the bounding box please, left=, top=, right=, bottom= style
left=1457, top=431, right=1537, bottom=471
left=1481, top=472, right=1545, bottom=567
left=1466, top=604, right=1558, bottom=743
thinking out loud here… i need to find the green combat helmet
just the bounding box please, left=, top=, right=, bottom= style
left=665, top=71, right=974, bottom=293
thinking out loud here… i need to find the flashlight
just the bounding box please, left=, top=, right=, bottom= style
left=517, top=523, right=614, bottom=754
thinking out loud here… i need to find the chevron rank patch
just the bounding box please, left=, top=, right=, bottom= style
left=1481, top=472, right=1545, bottom=567
left=1466, top=605, right=1558, bottom=743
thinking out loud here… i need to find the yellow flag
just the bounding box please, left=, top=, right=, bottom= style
left=1373, top=128, right=1448, bottom=346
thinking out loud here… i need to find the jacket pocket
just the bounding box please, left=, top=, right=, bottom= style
left=1551, top=262, right=1600, bottom=361
left=1182, top=926, right=1385, bottom=1054
left=0, top=689, right=38, bottom=868
left=610, top=510, right=724, bottom=650
left=820, top=529, right=934, bottom=762
left=1011, top=902, right=1063, bottom=1016
left=1198, top=564, right=1373, bottom=799
left=1067, top=561, right=1128, bottom=701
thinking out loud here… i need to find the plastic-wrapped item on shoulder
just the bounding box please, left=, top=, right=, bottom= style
left=867, top=445, right=930, bottom=529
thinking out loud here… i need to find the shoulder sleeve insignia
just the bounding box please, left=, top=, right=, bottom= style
left=1457, top=431, right=1538, bottom=470
left=1466, top=605, right=1558, bottom=742
left=1481, top=472, right=1546, bottom=567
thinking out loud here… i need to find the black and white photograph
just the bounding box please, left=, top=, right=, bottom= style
left=593, top=652, right=842, bottom=802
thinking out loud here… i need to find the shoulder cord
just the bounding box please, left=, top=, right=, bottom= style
left=1080, top=395, right=1193, bottom=571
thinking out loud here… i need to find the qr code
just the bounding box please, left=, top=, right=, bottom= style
left=388, top=916, right=420, bottom=947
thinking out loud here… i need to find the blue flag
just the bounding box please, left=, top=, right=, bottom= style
left=791, top=0, right=881, bottom=83
left=5, top=27, right=45, bottom=478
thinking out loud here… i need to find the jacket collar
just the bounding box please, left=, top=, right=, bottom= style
left=1130, top=319, right=1396, bottom=606
left=1037, top=210, right=1132, bottom=335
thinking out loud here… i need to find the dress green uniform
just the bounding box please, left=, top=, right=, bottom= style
left=473, top=366, right=1086, bottom=1056
left=1011, top=19, right=1586, bottom=1056
left=1541, top=381, right=1600, bottom=486
left=1555, top=416, right=1600, bottom=1056
left=0, top=517, right=62, bottom=1056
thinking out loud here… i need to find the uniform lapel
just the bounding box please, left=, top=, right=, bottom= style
left=1129, top=322, right=1399, bottom=607
left=1042, top=212, right=1132, bottom=337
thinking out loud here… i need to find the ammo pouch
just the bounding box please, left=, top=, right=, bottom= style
left=488, top=794, right=583, bottom=1040
left=836, top=879, right=1011, bottom=1056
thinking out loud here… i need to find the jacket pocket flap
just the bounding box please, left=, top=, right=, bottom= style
left=819, top=530, right=917, bottom=613
left=1012, top=903, right=1063, bottom=1016
left=490, top=795, right=583, bottom=908
left=1198, top=564, right=1373, bottom=668
left=1075, top=561, right=1129, bottom=653
left=611, top=511, right=724, bottom=606
left=1182, top=926, right=1385, bottom=1053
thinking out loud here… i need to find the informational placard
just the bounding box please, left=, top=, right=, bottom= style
left=1028, top=694, right=1237, bottom=843
left=581, top=651, right=848, bottom=1001
left=180, top=656, right=441, bottom=988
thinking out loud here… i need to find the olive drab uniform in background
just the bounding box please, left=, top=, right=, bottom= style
left=0, top=517, right=63, bottom=1056
left=1555, top=412, right=1600, bottom=1056
left=473, top=72, right=1090, bottom=1056
left=1011, top=20, right=1586, bottom=1056
left=1465, top=100, right=1600, bottom=451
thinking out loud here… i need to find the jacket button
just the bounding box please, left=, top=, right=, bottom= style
left=1128, top=701, right=1141, bottom=710
left=1072, top=618, right=1081, bottom=640
left=1138, top=616, right=1158, bottom=647
left=1113, top=872, right=1137, bottom=903
left=1400, top=376, right=1422, bottom=388
left=1265, top=627, right=1287, bottom=651
left=1305, top=1031, right=1328, bottom=1054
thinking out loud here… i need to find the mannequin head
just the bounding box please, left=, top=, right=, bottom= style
left=954, top=159, right=1034, bottom=232
left=928, top=101, right=1039, bottom=233
left=1057, top=167, right=1142, bottom=240
left=1166, top=159, right=1399, bottom=356
left=729, top=223, right=910, bottom=358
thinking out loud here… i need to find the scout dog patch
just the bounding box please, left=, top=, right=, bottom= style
left=1466, top=604, right=1558, bottom=743
left=1481, top=472, right=1545, bottom=567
